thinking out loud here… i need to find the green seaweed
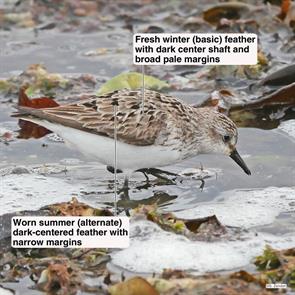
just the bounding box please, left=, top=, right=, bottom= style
left=97, top=72, right=169, bottom=95
left=255, top=245, right=281, bottom=270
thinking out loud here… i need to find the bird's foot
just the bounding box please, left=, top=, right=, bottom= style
left=136, top=168, right=178, bottom=186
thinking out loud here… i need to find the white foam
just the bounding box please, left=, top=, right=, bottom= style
left=278, top=119, right=295, bottom=139
left=46, top=133, right=64, bottom=142
left=0, top=174, right=84, bottom=214
left=0, top=287, right=14, bottom=295
left=113, top=186, right=295, bottom=273
left=175, top=187, right=295, bottom=228
left=112, top=219, right=295, bottom=274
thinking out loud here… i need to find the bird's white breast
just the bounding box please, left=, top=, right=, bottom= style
left=25, top=119, right=182, bottom=171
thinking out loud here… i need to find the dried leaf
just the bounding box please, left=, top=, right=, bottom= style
left=0, top=127, right=15, bottom=144
left=148, top=277, right=202, bottom=294
left=201, top=83, right=295, bottom=114
left=15, top=86, right=58, bottom=139
left=40, top=263, right=70, bottom=293
left=230, top=270, right=259, bottom=283
left=73, top=1, right=98, bottom=17
left=0, top=80, right=12, bottom=93
left=18, top=119, right=51, bottom=139
left=47, top=197, right=113, bottom=217
left=203, top=2, right=254, bottom=25
left=133, top=205, right=226, bottom=240
left=233, top=82, right=295, bottom=110
left=148, top=269, right=272, bottom=294
left=198, top=89, right=240, bottom=112
left=143, top=25, right=165, bottom=33
left=161, top=269, right=186, bottom=280
left=261, top=64, right=295, bottom=86
left=109, top=277, right=159, bottom=295
left=278, top=0, right=292, bottom=20
left=23, top=64, right=69, bottom=96
left=281, top=0, right=295, bottom=28
left=184, top=215, right=224, bottom=234
left=3, top=12, right=35, bottom=28
left=84, top=48, right=109, bottom=56
left=18, top=86, right=59, bottom=108
left=182, top=16, right=208, bottom=31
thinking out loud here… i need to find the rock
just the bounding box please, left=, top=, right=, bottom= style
left=11, top=166, right=30, bottom=174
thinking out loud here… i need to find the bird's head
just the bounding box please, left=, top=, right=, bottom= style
left=200, top=110, right=251, bottom=175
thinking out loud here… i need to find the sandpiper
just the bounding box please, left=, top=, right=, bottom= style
left=15, top=89, right=251, bottom=185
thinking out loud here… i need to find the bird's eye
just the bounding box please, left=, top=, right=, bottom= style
left=223, top=135, right=231, bottom=143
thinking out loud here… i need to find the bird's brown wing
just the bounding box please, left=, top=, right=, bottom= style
left=17, top=89, right=169, bottom=146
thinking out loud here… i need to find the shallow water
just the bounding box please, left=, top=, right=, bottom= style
left=0, top=16, right=295, bottom=293
left=0, top=29, right=131, bottom=77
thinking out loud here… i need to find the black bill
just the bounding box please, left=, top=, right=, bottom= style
left=230, top=149, right=251, bottom=175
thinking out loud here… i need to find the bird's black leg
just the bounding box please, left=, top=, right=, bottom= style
left=120, top=175, right=130, bottom=201
left=148, top=168, right=178, bottom=178
left=198, top=178, right=205, bottom=191
left=120, top=175, right=130, bottom=216
left=142, top=171, right=150, bottom=182
left=123, top=175, right=129, bottom=192
left=136, top=168, right=178, bottom=178
left=107, top=166, right=130, bottom=215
